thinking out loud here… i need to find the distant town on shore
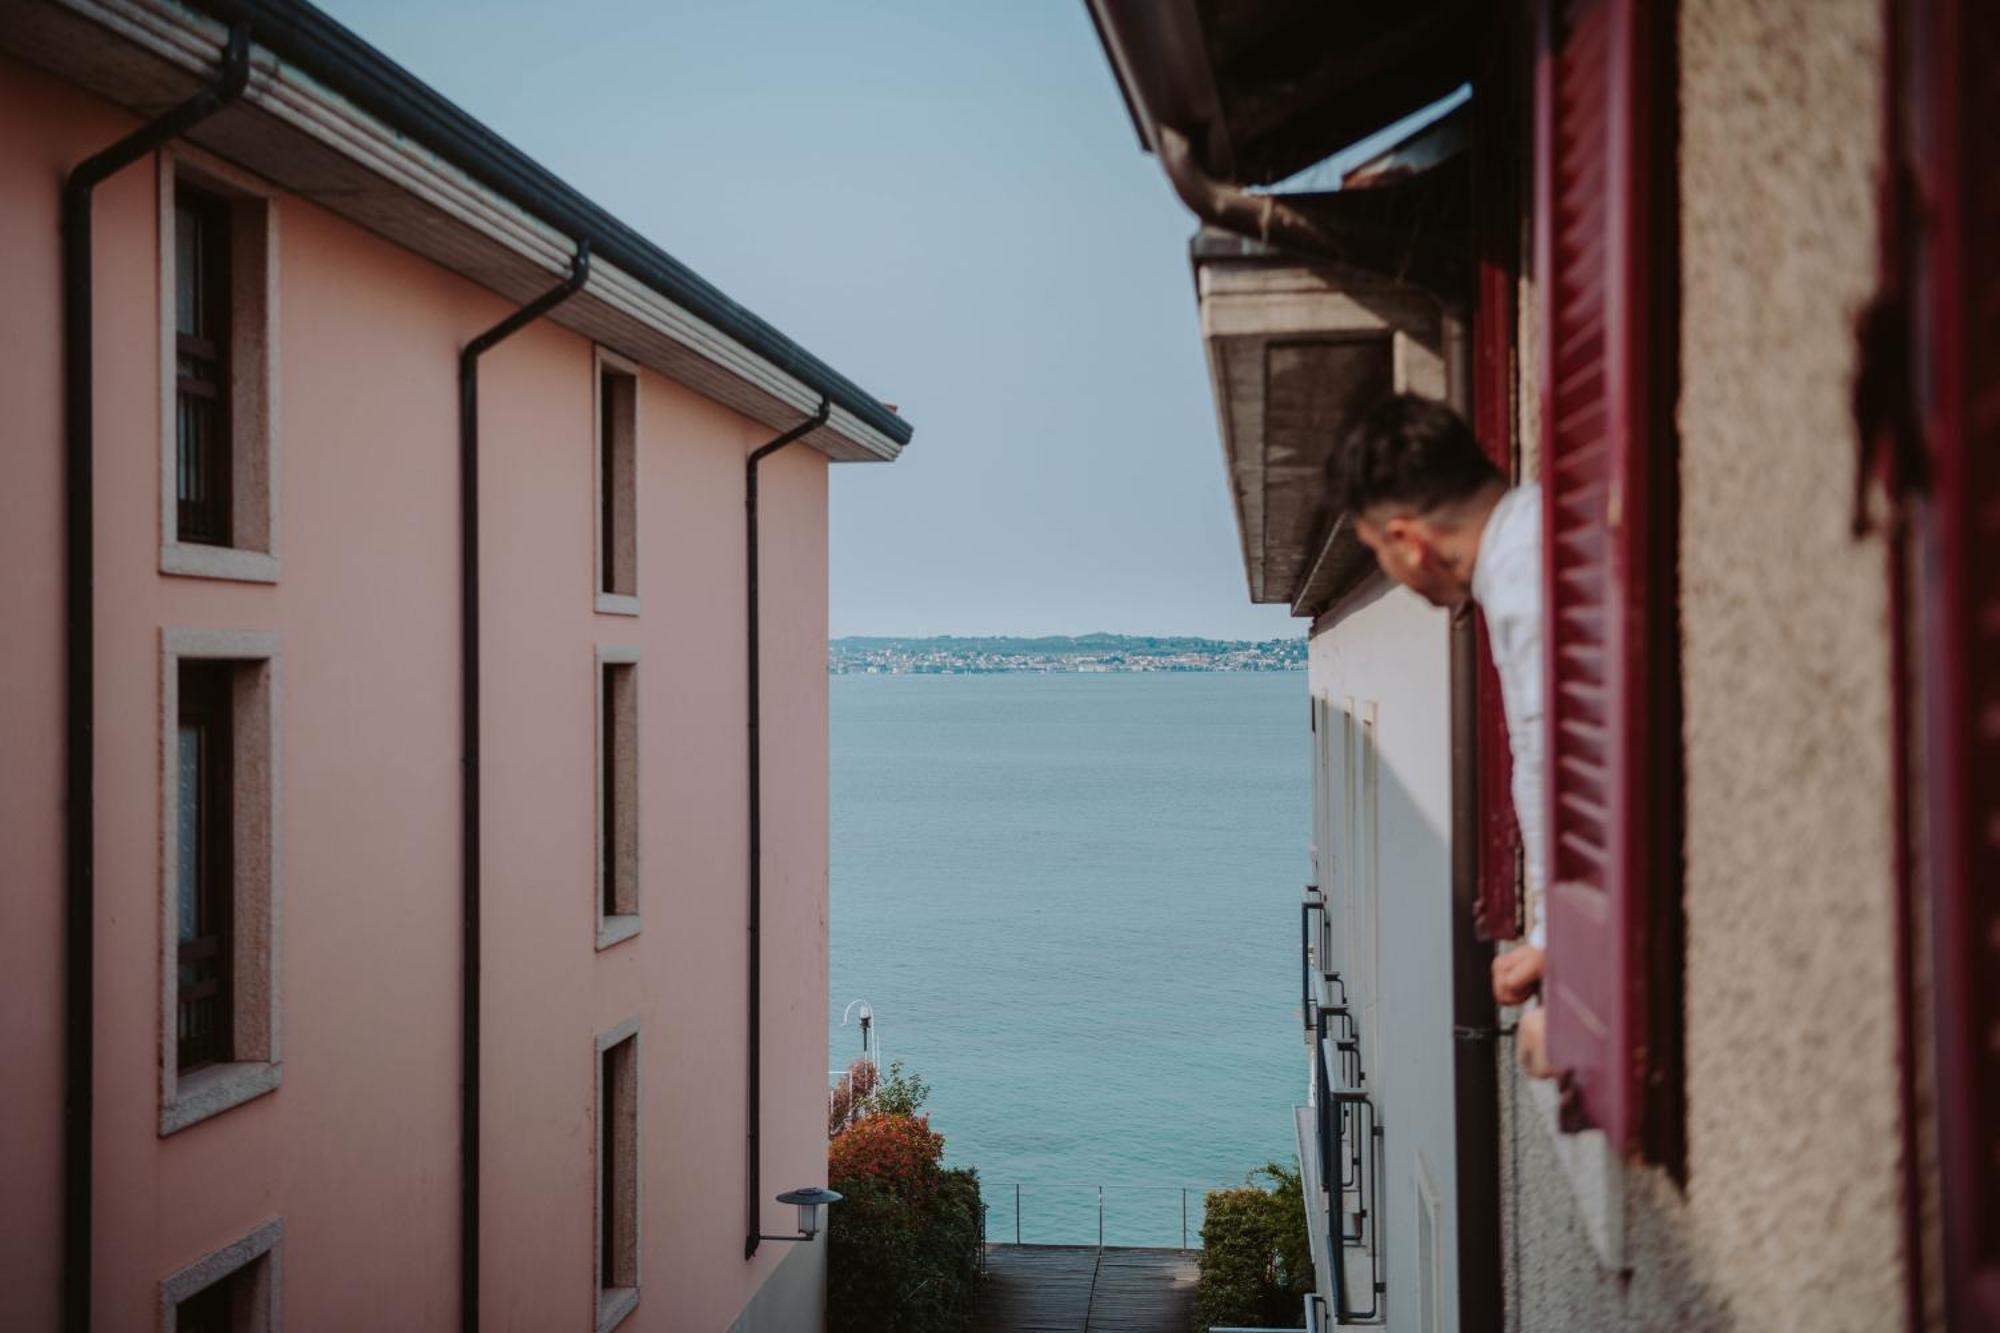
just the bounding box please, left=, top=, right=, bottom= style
left=830, top=634, right=1307, bottom=675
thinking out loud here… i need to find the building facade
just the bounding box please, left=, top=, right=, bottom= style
left=0, top=2, right=909, bottom=1329
left=1092, top=1, right=1993, bottom=1329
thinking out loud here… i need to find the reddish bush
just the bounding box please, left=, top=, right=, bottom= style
left=827, top=1059, right=880, bottom=1138
left=829, top=1111, right=945, bottom=1202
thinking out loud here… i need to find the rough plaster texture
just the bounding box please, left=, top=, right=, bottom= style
left=0, top=53, right=835, bottom=1330
left=1502, top=2, right=1904, bottom=1329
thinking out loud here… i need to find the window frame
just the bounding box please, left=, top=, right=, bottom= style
left=594, top=1018, right=642, bottom=1332
left=158, top=1217, right=282, bottom=1333
left=158, top=150, right=280, bottom=585
left=595, top=646, right=641, bottom=950
left=159, top=629, right=282, bottom=1136
left=594, top=348, right=641, bottom=616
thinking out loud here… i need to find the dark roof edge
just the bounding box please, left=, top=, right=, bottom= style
left=191, top=0, right=911, bottom=448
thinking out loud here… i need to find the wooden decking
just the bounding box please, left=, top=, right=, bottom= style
left=970, top=1244, right=1199, bottom=1333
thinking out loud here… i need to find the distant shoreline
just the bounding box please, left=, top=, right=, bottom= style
left=830, top=633, right=1306, bottom=676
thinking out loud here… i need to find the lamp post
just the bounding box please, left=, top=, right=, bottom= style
left=760, top=1187, right=843, bottom=1244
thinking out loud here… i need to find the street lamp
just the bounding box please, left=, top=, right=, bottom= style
left=761, top=1187, right=843, bottom=1243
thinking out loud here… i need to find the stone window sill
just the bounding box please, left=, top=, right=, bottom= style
left=162, top=542, right=280, bottom=585
left=595, top=593, right=640, bottom=618
left=161, top=1060, right=281, bottom=1137
left=595, top=1285, right=638, bottom=1333
left=597, top=915, right=641, bottom=952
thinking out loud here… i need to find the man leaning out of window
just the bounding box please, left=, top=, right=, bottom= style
left=1328, top=394, right=1555, bottom=1080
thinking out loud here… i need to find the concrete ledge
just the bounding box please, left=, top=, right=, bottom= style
left=160, top=543, right=280, bottom=584
left=159, top=1216, right=282, bottom=1330
left=596, top=914, right=641, bottom=951
left=594, top=1285, right=638, bottom=1333
left=161, top=1060, right=282, bottom=1136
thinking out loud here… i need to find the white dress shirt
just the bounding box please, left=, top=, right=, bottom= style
left=1470, top=484, right=1548, bottom=947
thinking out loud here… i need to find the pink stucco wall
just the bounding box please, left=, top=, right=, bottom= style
left=0, top=52, right=832, bottom=1330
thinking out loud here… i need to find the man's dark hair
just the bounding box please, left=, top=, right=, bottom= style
left=1329, top=394, right=1502, bottom=517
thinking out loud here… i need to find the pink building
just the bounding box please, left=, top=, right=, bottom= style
left=0, top=3, right=909, bottom=1329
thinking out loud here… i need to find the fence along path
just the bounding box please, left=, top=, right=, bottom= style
left=969, top=1245, right=1198, bottom=1333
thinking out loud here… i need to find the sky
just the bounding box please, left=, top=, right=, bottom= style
left=312, top=2, right=1386, bottom=640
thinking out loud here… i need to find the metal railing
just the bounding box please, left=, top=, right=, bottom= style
left=1305, top=890, right=1385, bottom=1326
left=982, top=1182, right=1234, bottom=1250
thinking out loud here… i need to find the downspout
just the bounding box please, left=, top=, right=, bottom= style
left=1443, top=305, right=1504, bottom=1333
left=743, top=396, right=830, bottom=1261
left=60, top=27, right=251, bottom=1331
left=1155, top=124, right=1346, bottom=259
left=458, top=244, right=590, bottom=1333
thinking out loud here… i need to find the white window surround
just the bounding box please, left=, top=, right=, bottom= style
left=595, top=1017, right=642, bottom=1333
left=594, top=348, right=641, bottom=617
left=158, top=149, right=281, bottom=584
left=160, top=628, right=281, bottom=1137
left=158, top=1216, right=282, bottom=1332
left=595, top=646, right=641, bottom=950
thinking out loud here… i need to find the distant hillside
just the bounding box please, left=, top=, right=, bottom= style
left=829, top=633, right=1305, bottom=674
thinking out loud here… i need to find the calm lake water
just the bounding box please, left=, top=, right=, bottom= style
left=827, top=671, right=1309, bottom=1247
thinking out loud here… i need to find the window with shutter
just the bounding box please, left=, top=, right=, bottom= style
left=1533, top=0, right=1681, bottom=1162
left=1908, top=0, right=2000, bottom=1323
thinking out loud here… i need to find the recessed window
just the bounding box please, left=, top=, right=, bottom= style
left=160, top=1216, right=281, bottom=1333
left=174, top=185, right=232, bottom=546
left=177, top=659, right=235, bottom=1073
left=161, top=630, right=281, bottom=1136
left=596, top=352, right=639, bottom=614
left=596, top=1021, right=641, bottom=1332
left=597, top=650, right=640, bottom=949
left=160, top=155, right=279, bottom=584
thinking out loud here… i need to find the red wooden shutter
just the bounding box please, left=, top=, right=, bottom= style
left=1534, top=0, right=1675, bottom=1156
left=1472, top=4, right=1523, bottom=943
left=1910, top=0, right=2000, bottom=1322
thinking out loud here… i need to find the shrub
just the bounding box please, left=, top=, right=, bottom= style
left=827, top=1065, right=982, bottom=1333
left=828, top=1059, right=880, bottom=1138
left=1192, top=1161, right=1312, bottom=1329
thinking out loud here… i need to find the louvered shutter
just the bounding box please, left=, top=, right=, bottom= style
left=1910, top=0, right=2000, bottom=1322
left=1472, top=2, right=1524, bottom=942
left=1534, top=0, right=1672, bottom=1154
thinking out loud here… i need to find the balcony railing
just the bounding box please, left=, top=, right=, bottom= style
left=1302, top=888, right=1385, bottom=1325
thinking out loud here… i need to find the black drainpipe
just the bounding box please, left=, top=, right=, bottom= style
left=457, top=245, right=590, bottom=1333
left=743, top=395, right=830, bottom=1261
left=1443, top=305, right=1504, bottom=1333
left=60, top=28, right=251, bottom=1331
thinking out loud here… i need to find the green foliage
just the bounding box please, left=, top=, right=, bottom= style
left=827, top=1064, right=981, bottom=1333
left=869, top=1060, right=931, bottom=1120
left=1192, top=1161, right=1312, bottom=1330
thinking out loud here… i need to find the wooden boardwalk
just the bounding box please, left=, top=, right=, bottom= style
left=970, top=1245, right=1199, bottom=1333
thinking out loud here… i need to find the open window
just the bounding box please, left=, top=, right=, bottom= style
left=1533, top=0, right=1683, bottom=1166
left=160, top=630, right=281, bottom=1135
left=159, top=153, right=278, bottom=584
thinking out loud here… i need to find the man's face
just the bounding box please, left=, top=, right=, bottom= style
left=1353, top=510, right=1468, bottom=609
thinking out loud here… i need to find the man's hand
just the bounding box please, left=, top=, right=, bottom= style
left=1516, top=1007, right=1554, bottom=1080
left=1491, top=944, right=1545, bottom=1007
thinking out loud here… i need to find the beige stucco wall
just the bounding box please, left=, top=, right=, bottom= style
left=0, top=51, right=834, bottom=1331
left=1504, top=1, right=1903, bottom=1328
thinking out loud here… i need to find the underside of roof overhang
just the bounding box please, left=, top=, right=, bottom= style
left=1089, top=0, right=1478, bottom=186
left=1195, top=229, right=1450, bottom=618
left=1, top=0, right=908, bottom=462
